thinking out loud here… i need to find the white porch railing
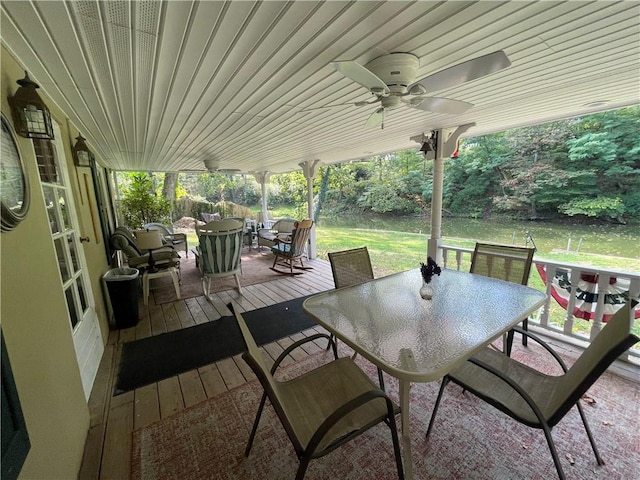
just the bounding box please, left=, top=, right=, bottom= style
left=439, top=245, right=640, bottom=363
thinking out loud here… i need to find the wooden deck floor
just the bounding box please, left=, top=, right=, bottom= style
left=79, top=256, right=336, bottom=480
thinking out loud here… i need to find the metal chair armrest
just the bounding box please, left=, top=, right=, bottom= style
left=510, top=326, right=569, bottom=373
left=270, top=333, right=337, bottom=374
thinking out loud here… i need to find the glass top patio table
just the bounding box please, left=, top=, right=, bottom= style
left=303, top=268, right=547, bottom=382
left=303, top=267, right=547, bottom=479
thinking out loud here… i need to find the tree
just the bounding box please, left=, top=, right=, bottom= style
left=120, top=173, right=172, bottom=228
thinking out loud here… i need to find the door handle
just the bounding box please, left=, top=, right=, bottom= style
left=80, top=237, right=90, bottom=243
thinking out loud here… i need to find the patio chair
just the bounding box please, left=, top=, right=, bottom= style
left=143, top=222, right=188, bottom=257
left=257, top=217, right=297, bottom=250
left=425, top=302, right=639, bottom=480
left=270, top=219, right=313, bottom=275
left=110, top=226, right=180, bottom=271
left=228, top=301, right=404, bottom=480
left=328, top=247, right=374, bottom=288
left=196, top=218, right=243, bottom=297
left=328, top=246, right=386, bottom=387
left=470, top=242, right=535, bottom=354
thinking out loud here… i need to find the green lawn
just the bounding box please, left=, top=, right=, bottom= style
left=185, top=220, right=639, bottom=337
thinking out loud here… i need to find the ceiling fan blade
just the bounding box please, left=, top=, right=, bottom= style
left=410, top=97, right=474, bottom=115
left=411, top=50, right=511, bottom=93
left=331, top=61, right=390, bottom=95
left=365, top=107, right=385, bottom=129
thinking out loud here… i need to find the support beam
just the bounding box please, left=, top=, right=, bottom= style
left=416, top=124, right=475, bottom=262
left=252, top=171, right=271, bottom=225
left=299, top=159, right=320, bottom=259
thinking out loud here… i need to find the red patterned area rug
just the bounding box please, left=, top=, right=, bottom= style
left=152, top=248, right=281, bottom=304
left=131, top=343, right=640, bottom=480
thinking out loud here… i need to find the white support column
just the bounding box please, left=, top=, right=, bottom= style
left=421, top=124, right=475, bottom=262
left=299, top=159, right=320, bottom=259
left=252, top=171, right=271, bottom=225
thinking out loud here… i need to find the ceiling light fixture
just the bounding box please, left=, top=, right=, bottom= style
left=8, top=71, right=54, bottom=139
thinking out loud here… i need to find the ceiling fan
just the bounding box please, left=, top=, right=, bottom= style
left=203, top=159, right=241, bottom=174
left=331, top=50, right=510, bottom=129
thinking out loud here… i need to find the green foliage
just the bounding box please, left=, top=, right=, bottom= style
left=179, top=172, right=261, bottom=205
left=119, top=107, right=640, bottom=225
left=559, top=196, right=625, bottom=219
left=173, top=198, right=252, bottom=221
left=120, top=173, right=172, bottom=228
left=357, top=182, right=420, bottom=214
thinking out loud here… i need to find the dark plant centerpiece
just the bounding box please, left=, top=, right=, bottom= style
left=419, top=256, right=441, bottom=299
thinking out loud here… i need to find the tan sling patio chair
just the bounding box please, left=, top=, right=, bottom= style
left=470, top=242, right=535, bottom=354
left=229, top=301, right=404, bottom=480
left=327, top=247, right=382, bottom=384
left=425, top=302, right=639, bottom=480
left=328, top=246, right=375, bottom=289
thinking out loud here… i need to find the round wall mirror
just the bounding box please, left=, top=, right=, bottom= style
left=1, top=114, right=30, bottom=231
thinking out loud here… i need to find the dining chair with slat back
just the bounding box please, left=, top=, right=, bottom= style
left=229, top=301, right=405, bottom=480
left=470, top=242, right=535, bottom=354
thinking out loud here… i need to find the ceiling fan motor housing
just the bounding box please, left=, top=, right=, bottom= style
left=204, top=158, right=219, bottom=172
left=365, top=53, right=420, bottom=94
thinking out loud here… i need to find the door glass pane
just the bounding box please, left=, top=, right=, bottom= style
left=33, top=138, right=59, bottom=184
left=58, top=190, right=69, bottom=231
left=77, top=278, right=88, bottom=313
left=67, top=234, right=79, bottom=272
left=43, top=186, right=60, bottom=233
left=65, top=287, right=79, bottom=329
left=54, top=237, right=70, bottom=282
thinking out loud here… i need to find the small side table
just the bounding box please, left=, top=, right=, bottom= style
left=142, top=266, right=180, bottom=305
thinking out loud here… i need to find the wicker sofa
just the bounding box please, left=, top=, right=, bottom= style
left=256, top=218, right=297, bottom=250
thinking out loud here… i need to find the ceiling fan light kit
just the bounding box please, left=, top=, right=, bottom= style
left=331, top=50, right=511, bottom=129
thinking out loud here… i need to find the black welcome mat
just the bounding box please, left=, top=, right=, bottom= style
left=114, top=295, right=322, bottom=395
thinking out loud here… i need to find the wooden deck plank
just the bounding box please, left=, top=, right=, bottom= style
left=216, top=357, right=246, bottom=390
left=161, top=303, right=183, bottom=332
left=133, top=384, right=160, bottom=430
left=100, top=402, right=133, bottom=480
left=87, top=344, right=115, bottom=428
left=185, top=297, right=210, bottom=325
left=173, top=300, right=196, bottom=328
left=232, top=354, right=255, bottom=381
left=78, top=424, right=104, bottom=480
left=178, top=370, right=207, bottom=408
left=157, top=376, right=185, bottom=418
left=194, top=295, right=221, bottom=321
left=198, top=363, right=227, bottom=398
left=148, top=301, right=167, bottom=335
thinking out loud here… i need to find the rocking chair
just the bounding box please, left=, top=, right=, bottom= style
left=271, top=219, right=313, bottom=275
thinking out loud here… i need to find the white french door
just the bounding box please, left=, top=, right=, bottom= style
left=35, top=122, right=103, bottom=400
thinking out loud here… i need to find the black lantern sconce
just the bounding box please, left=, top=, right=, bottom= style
left=72, top=133, right=92, bottom=167
left=7, top=71, right=54, bottom=140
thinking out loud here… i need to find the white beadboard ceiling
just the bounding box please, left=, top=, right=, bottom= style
left=1, top=1, right=638, bottom=174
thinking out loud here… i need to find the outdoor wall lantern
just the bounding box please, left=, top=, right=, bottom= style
left=72, top=133, right=92, bottom=167
left=7, top=71, right=54, bottom=140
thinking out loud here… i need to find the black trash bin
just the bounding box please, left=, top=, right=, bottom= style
left=103, top=267, right=140, bottom=329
